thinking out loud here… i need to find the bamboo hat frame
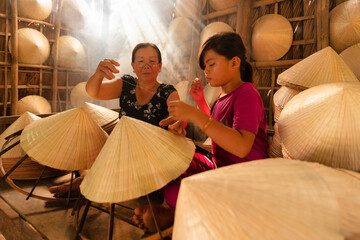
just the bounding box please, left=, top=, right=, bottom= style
left=18, top=0, right=52, bottom=20
left=200, top=22, right=234, bottom=46
left=340, top=43, right=360, bottom=80
left=278, top=82, right=360, bottom=171
left=277, top=47, right=359, bottom=90
left=17, top=95, right=52, bottom=115
left=80, top=116, right=195, bottom=203
left=251, top=14, right=293, bottom=61
left=20, top=108, right=108, bottom=171
left=173, top=158, right=360, bottom=240
left=330, top=0, right=360, bottom=53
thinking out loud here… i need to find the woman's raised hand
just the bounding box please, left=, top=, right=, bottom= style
left=95, top=59, right=120, bottom=80
left=189, top=78, right=204, bottom=102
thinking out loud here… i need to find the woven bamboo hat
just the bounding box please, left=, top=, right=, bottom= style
left=61, top=0, right=89, bottom=29
left=330, top=0, right=360, bottom=53
left=173, top=158, right=360, bottom=240
left=203, top=83, right=221, bottom=108
left=81, top=102, right=119, bottom=128
left=168, top=17, right=193, bottom=46
left=277, top=47, right=359, bottom=90
left=18, top=0, right=52, bottom=20
left=80, top=116, right=195, bottom=203
left=174, top=0, right=206, bottom=19
left=268, top=123, right=283, bottom=158
left=340, top=43, right=360, bottom=80
left=10, top=28, right=50, bottom=65
left=53, top=35, right=86, bottom=69
left=209, top=0, right=236, bottom=11
left=70, top=82, right=95, bottom=108
left=20, top=108, right=108, bottom=171
left=278, top=82, right=360, bottom=171
left=17, top=95, right=52, bottom=115
left=273, top=86, right=301, bottom=122
left=175, top=80, right=196, bottom=105
left=200, top=22, right=233, bottom=46
left=251, top=14, right=293, bottom=61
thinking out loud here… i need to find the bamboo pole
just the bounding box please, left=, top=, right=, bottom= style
left=52, top=0, right=63, bottom=112
left=10, top=0, right=18, bottom=115
left=3, top=2, right=10, bottom=116
left=235, top=0, right=252, bottom=59
left=315, top=0, right=329, bottom=50
left=253, top=0, right=287, bottom=8
left=202, top=6, right=237, bottom=20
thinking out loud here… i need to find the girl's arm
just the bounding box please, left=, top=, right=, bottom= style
left=190, top=78, right=211, bottom=116
left=168, top=101, right=255, bottom=158
left=86, top=59, right=123, bottom=100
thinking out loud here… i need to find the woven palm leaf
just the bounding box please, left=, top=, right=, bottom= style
left=200, top=22, right=233, bottom=46
left=80, top=116, right=195, bottom=203
left=273, top=86, right=301, bottom=122
left=17, top=95, right=51, bottom=115
left=278, top=82, right=360, bottom=171
left=204, top=83, right=221, bottom=108
left=174, top=0, right=206, bottom=19
left=268, top=123, right=282, bottom=158
left=209, top=0, right=237, bottom=11
left=18, top=0, right=52, bottom=20
left=340, top=43, right=360, bottom=80
left=53, top=35, right=86, bottom=69
left=70, top=82, right=96, bottom=108
left=10, top=28, right=50, bottom=65
left=173, top=158, right=360, bottom=240
left=251, top=14, right=293, bottom=61
left=277, top=47, right=359, bottom=90
left=20, top=108, right=108, bottom=171
left=81, top=102, right=119, bottom=128
left=330, top=0, right=360, bottom=53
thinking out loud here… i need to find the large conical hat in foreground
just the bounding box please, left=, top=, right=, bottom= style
left=173, top=158, right=360, bottom=240
left=340, top=43, right=360, bottom=80
left=80, top=116, right=195, bottom=203
left=278, top=82, right=360, bottom=171
left=18, top=0, right=52, bottom=20
left=17, top=95, right=52, bottom=115
left=277, top=47, right=359, bottom=90
left=20, top=108, right=108, bottom=170
left=81, top=102, right=119, bottom=128
left=251, top=14, right=293, bottom=61
left=330, top=0, right=360, bottom=53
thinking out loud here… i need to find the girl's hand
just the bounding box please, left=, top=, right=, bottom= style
left=190, top=78, right=204, bottom=102
left=95, top=59, right=120, bottom=80
left=168, top=100, right=197, bottom=123
left=159, top=117, right=187, bottom=136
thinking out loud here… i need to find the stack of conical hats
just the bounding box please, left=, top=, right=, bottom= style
left=340, top=43, right=360, bottom=80
left=20, top=108, right=108, bottom=171
left=81, top=102, right=119, bottom=134
left=80, top=116, right=195, bottom=203
left=0, top=112, right=65, bottom=179
left=278, top=82, right=360, bottom=171
left=173, top=158, right=360, bottom=240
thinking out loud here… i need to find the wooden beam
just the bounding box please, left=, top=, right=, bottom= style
left=251, top=59, right=302, bottom=68
left=10, top=0, right=18, bottom=115
left=201, top=6, right=237, bottom=20
left=236, top=0, right=253, bottom=59
left=316, top=0, right=330, bottom=50
left=253, top=0, right=287, bottom=8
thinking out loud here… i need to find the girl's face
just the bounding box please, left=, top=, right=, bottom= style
left=132, top=46, right=162, bottom=81
left=202, top=49, right=234, bottom=87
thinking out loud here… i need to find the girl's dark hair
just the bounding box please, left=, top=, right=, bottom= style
left=198, top=32, right=252, bottom=83
left=131, top=43, right=162, bottom=63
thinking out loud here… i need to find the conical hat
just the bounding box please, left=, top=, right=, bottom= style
left=61, top=0, right=89, bottom=29
left=251, top=14, right=293, bottom=61
left=340, top=43, right=360, bottom=80
left=70, top=82, right=96, bottom=108
left=80, top=116, right=195, bottom=203
left=273, top=86, right=301, bottom=109
left=81, top=102, right=119, bottom=128
left=277, top=47, right=359, bottom=90
left=204, top=83, right=221, bottom=108
left=0, top=112, right=40, bottom=159
left=53, top=35, right=86, bottom=69
left=18, top=0, right=52, bottom=20
left=20, top=108, right=108, bottom=170
left=174, top=0, right=206, bottom=19
left=173, top=158, right=360, bottom=240
left=200, top=22, right=234, bottom=46
left=10, top=28, right=50, bottom=65
left=268, top=123, right=283, bottom=158
left=17, top=95, right=52, bottom=115
left=278, top=82, right=360, bottom=171
left=330, top=0, right=360, bottom=53
left=168, top=17, right=193, bottom=46
left=209, top=0, right=236, bottom=11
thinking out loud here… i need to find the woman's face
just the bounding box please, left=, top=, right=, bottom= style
left=202, top=49, right=233, bottom=87
left=132, top=46, right=162, bottom=82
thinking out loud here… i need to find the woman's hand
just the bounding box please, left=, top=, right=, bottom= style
left=189, top=78, right=204, bottom=102
left=95, top=59, right=120, bottom=80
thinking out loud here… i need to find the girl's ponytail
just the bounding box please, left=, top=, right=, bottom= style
left=240, top=60, right=253, bottom=83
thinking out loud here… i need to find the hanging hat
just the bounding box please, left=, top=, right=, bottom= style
left=174, top=0, right=206, bottom=19
left=53, top=35, right=86, bottom=69
left=168, top=17, right=194, bottom=46
left=204, top=83, right=221, bottom=108
left=277, top=47, right=359, bottom=90
left=273, top=86, right=301, bottom=122
left=340, top=43, right=360, bottom=80
left=10, top=28, right=50, bottom=65
left=61, top=0, right=90, bottom=29
left=81, top=102, right=119, bottom=128
left=251, top=14, right=293, bottom=61
left=330, top=0, right=360, bottom=53
left=200, top=22, right=234, bottom=46
left=20, top=108, right=108, bottom=171
left=17, top=95, right=52, bottom=115
left=70, top=82, right=96, bottom=108
left=18, top=0, right=52, bottom=20
left=173, top=158, right=360, bottom=240
left=80, top=116, right=195, bottom=203
left=278, top=82, right=360, bottom=171
left=209, top=0, right=237, bottom=11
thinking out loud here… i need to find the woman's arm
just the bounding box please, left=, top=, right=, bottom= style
left=86, top=59, right=124, bottom=100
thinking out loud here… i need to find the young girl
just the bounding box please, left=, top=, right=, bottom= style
left=133, top=32, right=269, bottom=232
